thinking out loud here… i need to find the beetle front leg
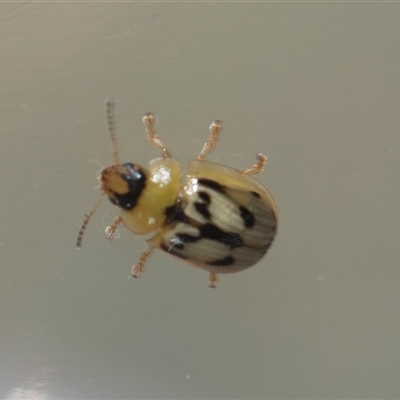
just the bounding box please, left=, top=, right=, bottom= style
left=105, top=216, right=122, bottom=240
left=143, top=113, right=171, bottom=159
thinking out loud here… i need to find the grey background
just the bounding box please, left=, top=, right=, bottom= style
left=1, top=2, right=399, bottom=399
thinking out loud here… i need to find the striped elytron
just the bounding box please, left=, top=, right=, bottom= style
left=77, top=101, right=278, bottom=287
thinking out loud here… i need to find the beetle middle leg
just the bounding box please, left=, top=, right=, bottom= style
left=130, top=245, right=155, bottom=279
left=197, top=119, right=223, bottom=161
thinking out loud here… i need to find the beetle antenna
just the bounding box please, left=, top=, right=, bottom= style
left=106, top=99, right=119, bottom=165
left=76, top=193, right=106, bottom=248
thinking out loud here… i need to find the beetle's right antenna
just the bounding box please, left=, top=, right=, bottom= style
left=106, top=99, right=120, bottom=166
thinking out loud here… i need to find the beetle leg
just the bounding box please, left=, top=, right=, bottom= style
left=208, top=272, right=218, bottom=288
left=197, top=119, right=223, bottom=160
left=130, top=245, right=155, bottom=279
left=105, top=216, right=122, bottom=240
left=76, top=193, right=106, bottom=248
left=143, top=113, right=171, bottom=159
left=241, top=153, right=267, bottom=175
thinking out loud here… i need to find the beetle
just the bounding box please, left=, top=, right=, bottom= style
left=77, top=101, right=277, bottom=287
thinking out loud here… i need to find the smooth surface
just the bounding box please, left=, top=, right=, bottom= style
left=1, top=3, right=400, bottom=399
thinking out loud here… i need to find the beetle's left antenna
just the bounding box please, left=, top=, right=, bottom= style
left=76, top=193, right=105, bottom=248
left=106, top=99, right=120, bottom=165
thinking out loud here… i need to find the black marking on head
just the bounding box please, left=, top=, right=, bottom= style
left=109, top=163, right=146, bottom=210
left=194, top=202, right=211, bottom=220
left=251, top=190, right=261, bottom=198
left=239, top=205, right=255, bottom=228
left=199, top=223, right=244, bottom=249
left=198, top=178, right=226, bottom=194
left=206, top=255, right=235, bottom=267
